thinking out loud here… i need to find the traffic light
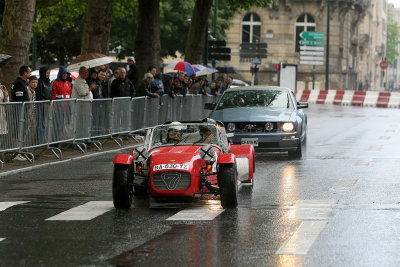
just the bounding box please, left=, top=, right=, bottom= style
left=275, top=64, right=280, bottom=70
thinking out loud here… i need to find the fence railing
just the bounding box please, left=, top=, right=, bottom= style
left=0, top=95, right=217, bottom=168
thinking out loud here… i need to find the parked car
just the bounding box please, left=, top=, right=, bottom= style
left=112, top=119, right=255, bottom=209
left=205, top=86, right=308, bottom=158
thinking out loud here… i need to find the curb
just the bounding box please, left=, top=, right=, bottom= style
left=0, top=146, right=132, bottom=178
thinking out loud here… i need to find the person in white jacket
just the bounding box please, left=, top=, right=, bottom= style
left=71, top=66, right=95, bottom=99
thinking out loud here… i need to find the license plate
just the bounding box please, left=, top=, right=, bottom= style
left=153, top=164, right=189, bottom=171
left=241, top=138, right=259, bottom=147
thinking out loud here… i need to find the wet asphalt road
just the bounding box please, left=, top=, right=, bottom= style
left=1, top=104, right=400, bottom=266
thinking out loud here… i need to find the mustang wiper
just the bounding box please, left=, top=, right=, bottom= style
left=265, top=94, right=277, bottom=106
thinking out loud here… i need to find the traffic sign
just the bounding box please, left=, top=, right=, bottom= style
left=300, top=31, right=325, bottom=40
left=380, top=60, right=389, bottom=70
left=240, top=42, right=268, bottom=59
left=208, top=40, right=226, bottom=46
left=300, top=46, right=324, bottom=51
left=209, top=47, right=231, bottom=54
left=300, top=51, right=324, bottom=56
left=300, top=60, right=324, bottom=66
left=299, top=40, right=324, bottom=46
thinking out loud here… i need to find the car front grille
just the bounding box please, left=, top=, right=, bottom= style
left=152, top=171, right=191, bottom=190
left=227, top=122, right=279, bottom=133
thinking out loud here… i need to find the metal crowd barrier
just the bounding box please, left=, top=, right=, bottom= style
left=0, top=94, right=217, bottom=168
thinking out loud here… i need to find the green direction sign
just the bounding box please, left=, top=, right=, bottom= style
left=300, top=31, right=325, bottom=40
left=299, top=40, right=324, bottom=46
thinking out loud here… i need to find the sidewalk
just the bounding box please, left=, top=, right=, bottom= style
left=0, top=138, right=138, bottom=177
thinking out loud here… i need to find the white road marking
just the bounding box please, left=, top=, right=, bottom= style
left=285, top=199, right=337, bottom=220
left=330, top=179, right=358, bottom=191
left=368, top=145, right=383, bottom=152
left=0, top=238, right=5, bottom=242
left=276, top=221, right=328, bottom=255
left=45, top=201, right=114, bottom=221
left=354, top=159, right=371, bottom=166
left=0, top=201, right=30, bottom=211
left=166, top=207, right=224, bottom=221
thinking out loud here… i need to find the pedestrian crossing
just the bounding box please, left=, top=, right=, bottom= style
left=0, top=200, right=226, bottom=222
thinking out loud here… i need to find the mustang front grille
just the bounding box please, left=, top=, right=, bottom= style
left=152, top=171, right=191, bottom=190
left=226, top=122, right=279, bottom=133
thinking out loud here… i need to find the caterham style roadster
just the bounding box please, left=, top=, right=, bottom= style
left=112, top=120, right=255, bottom=209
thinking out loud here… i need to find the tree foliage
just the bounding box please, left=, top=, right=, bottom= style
left=386, top=9, right=400, bottom=64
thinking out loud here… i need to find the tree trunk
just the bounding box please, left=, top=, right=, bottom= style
left=81, top=0, right=114, bottom=55
left=135, top=0, right=160, bottom=79
left=184, top=0, right=213, bottom=64
left=0, top=0, right=36, bottom=90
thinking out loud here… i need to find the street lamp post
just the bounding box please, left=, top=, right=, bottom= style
left=325, top=0, right=330, bottom=90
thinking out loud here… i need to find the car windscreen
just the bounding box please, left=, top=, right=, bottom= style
left=150, top=124, right=219, bottom=148
left=216, top=90, right=292, bottom=110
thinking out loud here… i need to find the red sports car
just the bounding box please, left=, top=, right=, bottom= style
left=112, top=119, right=255, bottom=209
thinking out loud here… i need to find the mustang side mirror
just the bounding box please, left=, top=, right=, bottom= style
left=297, top=102, right=308, bottom=109
left=204, top=103, right=216, bottom=110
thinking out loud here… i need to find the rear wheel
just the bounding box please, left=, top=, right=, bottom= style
left=288, top=143, right=302, bottom=159
left=112, top=164, right=133, bottom=209
left=218, top=164, right=238, bottom=208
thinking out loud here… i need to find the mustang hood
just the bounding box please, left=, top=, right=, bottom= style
left=150, top=146, right=202, bottom=168
left=210, top=107, right=293, bottom=122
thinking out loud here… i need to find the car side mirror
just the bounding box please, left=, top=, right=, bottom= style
left=204, top=103, right=216, bottom=110
left=297, top=102, right=308, bottom=109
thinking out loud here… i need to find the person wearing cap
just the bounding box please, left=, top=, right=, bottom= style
left=136, top=73, right=159, bottom=98
left=52, top=66, right=72, bottom=100
left=127, top=56, right=139, bottom=88
left=166, top=122, right=183, bottom=142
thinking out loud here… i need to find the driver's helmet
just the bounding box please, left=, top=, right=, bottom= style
left=167, top=121, right=182, bottom=139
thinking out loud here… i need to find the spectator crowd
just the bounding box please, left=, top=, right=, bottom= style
left=8, top=57, right=235, bottom=107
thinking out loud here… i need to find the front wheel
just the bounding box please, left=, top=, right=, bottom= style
left=218, top=164, right=238, bottom=208
left=112, top=164, right=133, bottom=209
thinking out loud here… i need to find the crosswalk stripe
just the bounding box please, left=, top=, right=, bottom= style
left=45, top=201, right=114, bottom=221
left=166, top=207, right=224, bottom=221
left=276, top=221, right=327, bottom=255
left=330, top=179, right=358, bottom=191
left=285, top=199, right=338, bottom=220
left=0, top=201, right=30, bottom=211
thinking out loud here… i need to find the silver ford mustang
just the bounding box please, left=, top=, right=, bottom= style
left=205, top=86, right=308, bottom=158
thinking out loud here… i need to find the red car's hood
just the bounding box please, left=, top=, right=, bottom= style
left=150, top=146, right=202, bottom=167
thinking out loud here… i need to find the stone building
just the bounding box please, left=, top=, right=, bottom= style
left=222, top=0, right=372, bottom=90
left=388, top=3, right=400, bottom=90
left=358, top=0, right=388, bottom=91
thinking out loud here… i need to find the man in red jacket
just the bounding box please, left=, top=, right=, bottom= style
left=52, top=66, right=72, bottom=100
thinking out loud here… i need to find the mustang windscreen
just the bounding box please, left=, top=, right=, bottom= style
left=216, top=90, right=291, bottom=110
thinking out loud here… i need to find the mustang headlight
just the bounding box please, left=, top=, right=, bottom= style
left=265, top=122, right=274, bottom=131
left=200, top=145, right=217, bottom=161
left=133, top=146, right=148, bottom=162
left=226, top=122, right=236, bottom=132
left=281, top=122, right=295, bottom=132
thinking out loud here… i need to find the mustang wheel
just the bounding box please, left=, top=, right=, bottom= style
left=218, top=164, right=238, bottom=208
left=113, top=164, right=133, bottom=209
left=288, top=143, right=302, bottom=159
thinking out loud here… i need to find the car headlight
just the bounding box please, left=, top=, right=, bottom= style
left=265, top=122, right=274, bottom=131
left=133, top=146, right=148, bottom=162
left=226, top=122, right=236, bottom=132
left=281, top=122, right=295, bottom=132
left=200, top=145, right=217, bottom=161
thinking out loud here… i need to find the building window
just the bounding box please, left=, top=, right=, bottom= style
left=242, top=13, right=261, bottom=43
left=295, top=13, right=316, bottom=52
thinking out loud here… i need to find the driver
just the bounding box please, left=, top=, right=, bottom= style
left=166, top=122, right=183, bottom=142
left=199, top=126, right=215, bottom=144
